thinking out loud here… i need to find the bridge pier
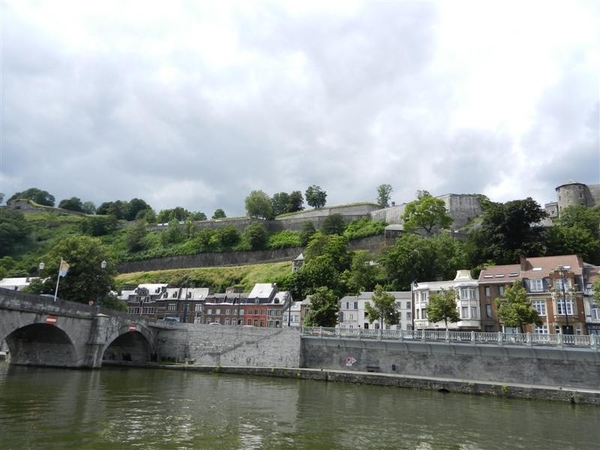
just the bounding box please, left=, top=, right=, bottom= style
left=85, top=313, right=111, bottom=369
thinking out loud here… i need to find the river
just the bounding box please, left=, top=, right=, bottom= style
left=0, top=363, right=597, bottom=449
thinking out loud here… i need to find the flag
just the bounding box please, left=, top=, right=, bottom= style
left=59, top=259, right=70, bottom=277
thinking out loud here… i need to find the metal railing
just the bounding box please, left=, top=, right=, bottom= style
left=301, top=327, right=599, bottom=350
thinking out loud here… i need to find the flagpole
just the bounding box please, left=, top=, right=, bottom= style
left=53, top=258, right=63, bottom=302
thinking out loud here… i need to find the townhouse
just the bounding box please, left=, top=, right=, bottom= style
left=338, top=291, right=413, bottom=331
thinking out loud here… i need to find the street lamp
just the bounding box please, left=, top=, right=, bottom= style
left=96, top=260, right=108, bottom=308
left=557, top=266, right=572, bottom=335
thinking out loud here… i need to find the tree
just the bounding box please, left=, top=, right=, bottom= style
left=495, top=280, right=542, bottom=332
left=58, top=197, right=84, bottom=212
left=289, top=190, right=304, bottom=212
left=126, top=198, right=152, bottom=221
left=0, top=209, right=31, bottom=257
left=242, top=223, right=267, bottom=250
left=9, top=187, right=55, bottom=206
left=376, top=184, right=393, bottom=208
left=468, top=198, right=548, bottom=266
left=305, top=185, right=327, bottom=209
left=321, top=213, right=346, bottom=235
left=546, top=226, right=600, bottom=265
left=299, top=221, right=317, bottom=246
left=271, top=192, right=291, bottom=216
left=97, top=200, right=127, bottom=219
left=346, top=250, right=383, bottom=293
left=365, top=285, right=399, bottom=329
left=82, top=201, right=96, bottom=215
left=212, top=209, right=226, bottom=219
left=402, top=191, right=453, bottom=235
left=216, top=225, right=241, bottom=248
left=304, top=286, right=339, bottom=327
left=125, top=221, right=148, bottom=252
left=0, top=192, right=4, bottom=205
left=190, top=211, right=207, bottom=221
left=245, top=190, right=274, bottom=220
left=81, top=216, right=118, bottom=236
left=33, top=236, right=115, bottom=304
left=427, top=288, right=460, bottom=331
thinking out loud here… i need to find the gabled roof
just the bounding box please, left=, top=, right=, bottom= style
left=521, top=255, right=583, bottom=278
left=478, top=264, right=521, bottom=283
left=248, top=283, right=278, bottom=299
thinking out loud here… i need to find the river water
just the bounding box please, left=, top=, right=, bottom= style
left=0, top=363, right=597, bottom=450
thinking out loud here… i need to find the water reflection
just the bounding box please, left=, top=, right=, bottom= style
left=0, top=364, right=597, bottom=449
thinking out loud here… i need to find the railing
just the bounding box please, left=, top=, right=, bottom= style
left=300, top=327, right=599, bottom=349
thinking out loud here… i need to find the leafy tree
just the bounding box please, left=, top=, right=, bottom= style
left=555, top=205, right=600, bottom=239
left=161, top=220, right=184, bottom=246
left=58, top=197, right=84, bottom=212
left=212, top=209, right=226, bottom=219
left=32, top=236, right=115, bottom=304
left=126, top=198, right=152, bottom=221
left=0, top=192, right=4, bottom=205
left=8, top=187, right=55, bottom=206
left=299, top=221, right=317, bottom=246
left=303, top=286, right=339, bottom=327
left=82, top=201, right=96, bottom=214
left=495, top=280, right=542, bottom=332
left=242, top=223, right=267, bottom=250
left=193, top=228, right=216, bottom=251
left=305, top=185, right=327, bottom=209
left=365, top=285, right=399, bottom=329
left=321, top=213, right=346, bottom=235
left=380, top=232, right=466, bottom=290
left=344, top=217, right=386, bottom=240
left=143, top=208, right=157, bottom=224
left=427, top=288, right=460, bottom=331
left=289, top=190, right=304, bottom=212
left=468, top=198, right=548, bottom=266
left=81, top=215, right=118, bottom=236
left=376, top=184, right=393, bottom=208
left=546, top=226, right=600, bottom=265
left=0, top=209, right=31, bottom=256
left=216, top=225, right=240, bottom=248
left=97, top=200, right=127, bottom=219
left=157, top=207, right=188, bottom=223
left=305, top=233, right=352, bottom=274
left=402, top=190, right=453, bottom=235
left=346, top=250, right=383, bottom=293
left=271, top=192, right=291, bottom=216
left=245, top=190, right=274, bottom=220
left=190, top=211, right=207, bottom=221
left=125, top=221, right=148, bottom=252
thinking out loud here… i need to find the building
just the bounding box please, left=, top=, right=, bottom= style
left=202, top=292, right=248, bottom=325
left=544, top=180, right=600, bottom=220
left=413, top=270, right=480, bottom=331
left=478, top=255, right=590, bottom=335
left=0, top=277, right=37, bottom=291
left=338, top=291, right=413, bottom=331
left=583, top=264, right=600, bottom=335
left=282, top=298, right=311, bottom=327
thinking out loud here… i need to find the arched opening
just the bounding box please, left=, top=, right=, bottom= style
left=103, top=331, right=152, bottom=363
left=4, top=324, right=77, bottom=367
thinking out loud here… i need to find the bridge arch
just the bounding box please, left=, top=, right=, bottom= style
left=3, top=323, right=78, bottom=367
left=102, top=323, right=157, bottom=363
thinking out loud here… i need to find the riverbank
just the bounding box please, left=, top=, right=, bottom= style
left=104, top=361, right=600, bottom=405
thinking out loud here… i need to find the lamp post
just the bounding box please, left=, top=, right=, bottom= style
left=96, top=260, right=107, bottom=308
left=557, top=266, right=572, bottom=335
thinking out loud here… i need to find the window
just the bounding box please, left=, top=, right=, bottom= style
left=168, top=304, right=176, bottom=312
left=531, top=300, right=546, bottom=316
left=485, top=304, right=492, bottom=318
left=397, top=312, right=402, bottom=321
left=225, top=319, right=230, bottom=325
left=216, top=309, right=221, bottom=315
left=247, top=319, right=252, bottom=325
left=416, top=309, right=420, bottom=320
left=555, top=278, right=571, bottom=291
left=556, top=299, right=574, bottom=315
left=529, top=279, right=544, bottom=292
left=406, top=301, right=411, bottom=309
left=471, top=306, right=477, bottom=319
left=406, top=312, right=411, bottom=321
left=461, top=307, right=468, bottom=318
left=534, top=325, right=548, bottom=334
left=345, top=302, right=350, bottom=309
left=591, top=306, right=600, bottom=320
left=484, top=286, right=491, bottom=297
left=354, top=301, right=358, bottom=310
left=459, top=288, right=475, bottom=300
left=418, top=291, right=427, bottom=302
left=498, top=286, right=505, bottom=296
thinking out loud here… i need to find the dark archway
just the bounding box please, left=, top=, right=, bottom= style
left=103, top=331, right=153, bottom=363
left=4, top=324, right=78, bottom=367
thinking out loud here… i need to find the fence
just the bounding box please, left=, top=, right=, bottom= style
left=301, top=327, right=599, bottom=349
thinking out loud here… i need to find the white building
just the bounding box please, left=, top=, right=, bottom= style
left=338, top=291, right=413, bottom=331
left=0, top=277, right=36, bottom=291
left=413, top=270, right=480, bottom=331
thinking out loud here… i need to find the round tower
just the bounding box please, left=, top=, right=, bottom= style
left=556, top=180, right=590, bottom=213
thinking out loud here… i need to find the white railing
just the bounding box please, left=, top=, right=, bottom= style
left=301, top=327, right=599, bottom=349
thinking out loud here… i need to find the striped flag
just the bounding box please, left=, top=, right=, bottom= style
left=59, top=259, right=70, bottom=277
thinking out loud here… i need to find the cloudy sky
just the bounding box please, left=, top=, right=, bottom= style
left=1, top=1, right=598, bottom=217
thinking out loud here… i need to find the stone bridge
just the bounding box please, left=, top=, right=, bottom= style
left=0, top=288, right=166, bottom=369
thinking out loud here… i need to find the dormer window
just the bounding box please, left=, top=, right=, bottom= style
left=530, top=279, right=544, bottom=292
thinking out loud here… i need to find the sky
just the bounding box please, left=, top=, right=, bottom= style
left=1, top=1, right=599, bottom=217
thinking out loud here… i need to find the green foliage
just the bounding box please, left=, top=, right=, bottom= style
left=321, top=213, right=346, bottom=235
left=376, top=184, right=393, bottom=208
left=268, top=230, right=301, bottom=249
left=271, top=192, right=291, bottom=216
left=365, top=285, right=399, bottom=327
left=402, top=190, right=453, bottom=235
left=161, top=220, right=184, bottom=246
left=216, top=225, right=241, bottom=248
left=9, top=187, right=55, bottom=207
left=546, top=225, right=600, bottom=264
left=305, top=233, right=352, bottom=273
left=125, top=221, right=148, bottom=252
left=212, top=209, right=226, bottom=219
left=343, top=217, right=386, bottom=240
left=0, top=208, right=32, bottom=256
left=303, top=286, right=339, bottom=327
left=305, top=185, right=327, bottom=209
left=58, top=197, right=85, bottom=212
left=468, top=198, right=548, bottom=266
left=82, top=201, right=96, bottom=214
left=245, top=190, right=274, bottom=220
left=427, top=288, right=460, bottom=330
left=299, top=221, right=317, bottom=246
left=495, top=280, right=542, bottom=332
left=81, top=215, right=118, bottom=237
left=380, top=232, right=466, bottom=290
left=289, top=191, right=304, bottom=212
left=34, top=236, right=116, bottom=304
left=346, top=250, right=384, bottom=293
left=242, top=223, right=267, bottom=250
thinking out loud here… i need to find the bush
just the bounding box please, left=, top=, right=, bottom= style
left=268, top=230, right=301, bottom=249
left=344, top=218, right=386, bottom=240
